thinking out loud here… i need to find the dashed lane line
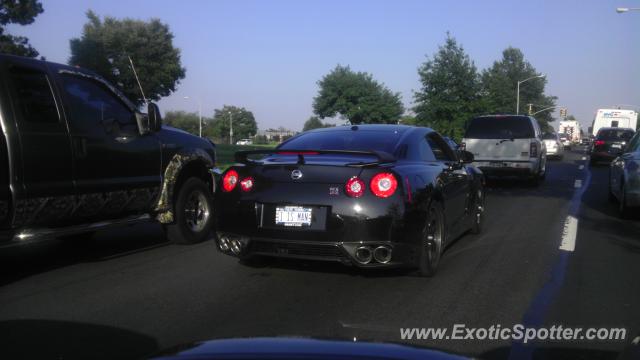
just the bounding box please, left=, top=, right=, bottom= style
left=559, top=216, right=578, bottom=252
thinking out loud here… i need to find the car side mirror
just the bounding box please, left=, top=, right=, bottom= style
left=135, top=112, right=151, bottom=136
left=148, top=102, right=162, bottom=132
left=458, top=150, right=474, bottom=164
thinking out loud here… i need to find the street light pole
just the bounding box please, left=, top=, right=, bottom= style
left=229, top=111, right=233, bottom=145
left=516, top=74, right=546, bottom=115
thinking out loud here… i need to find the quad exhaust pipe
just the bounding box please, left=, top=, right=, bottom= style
left=373, top=245, right=392, bottom=264
left=354, top=245, right=392, bottom=264
left=354, top=246, right=373, bottom=264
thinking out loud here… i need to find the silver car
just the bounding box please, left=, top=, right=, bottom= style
left=542, top=133, right=564, bottom=159
left=609, top=131, right=640, bottom=218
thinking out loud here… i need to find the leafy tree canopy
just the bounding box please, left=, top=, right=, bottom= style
left=163, top=110, right=214, bottom=137
left=413, top=34, right=482, bottom=139
left=303, top=116, right=334, bottom=131
left=0, top=0, right=43, bottom=57
left=313, top=65, right=404, bottom=125
left=211, top=105, right=258, bottom=143
left=481, top=47, right=557, bottom=131
left=69, top=11, right=186, bottom=107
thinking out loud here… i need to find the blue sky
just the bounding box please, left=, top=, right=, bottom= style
left=7, top=0, right=640, bottom=131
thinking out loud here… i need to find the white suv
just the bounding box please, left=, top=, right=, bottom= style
left=462, top=115, right=547, bottom=185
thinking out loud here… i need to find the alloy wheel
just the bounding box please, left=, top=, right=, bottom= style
left=184, top=190, right=210, bottom=233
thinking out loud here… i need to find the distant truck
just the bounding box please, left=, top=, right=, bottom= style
left=558, top=120, right=582, bottom=145
left=591, top=109, right=638, bottom=136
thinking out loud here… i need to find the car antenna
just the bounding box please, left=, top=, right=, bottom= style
left=128, top=55, right=148, bottom=106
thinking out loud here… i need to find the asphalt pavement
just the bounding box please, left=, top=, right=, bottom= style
left=0, top=147, right=637, bottom=360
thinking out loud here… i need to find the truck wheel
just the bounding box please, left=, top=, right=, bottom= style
left=164, top=177, right=214, bottom=244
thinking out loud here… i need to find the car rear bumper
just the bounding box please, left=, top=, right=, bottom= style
left=214, top=197, right=420, bottom=268
left=590, top=152, right=619, bottom=162
left=214, top=234, right=418, bottom=268
left=472, top=160, right=538, bottom=177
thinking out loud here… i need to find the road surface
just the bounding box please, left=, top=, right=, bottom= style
left=0, top=147, right=638, bottom=359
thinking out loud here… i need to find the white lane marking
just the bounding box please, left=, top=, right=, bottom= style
left=574, top=179, right=582, bottom=188
left=579, top=165, right=584, bottom=170
left=560, top=216, right=578, bottom=252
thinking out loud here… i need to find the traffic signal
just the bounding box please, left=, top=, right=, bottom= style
left=560, top=108, right=567, bottom=118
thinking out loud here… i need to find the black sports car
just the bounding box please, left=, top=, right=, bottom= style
left=214, top=125, right=485, bottom=276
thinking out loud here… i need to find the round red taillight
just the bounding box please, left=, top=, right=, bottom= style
left=370, top=173, right=398, bottom=198
left=345, top=176, right=365, bottom=198
left=222, top=169, right=239, bottom=192
left=240, top=177, right=254, bottom=192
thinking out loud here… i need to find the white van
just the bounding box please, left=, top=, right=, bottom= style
left=462, top=115, right=547, bottom=184
left=592, top=109, right=638, bottom=136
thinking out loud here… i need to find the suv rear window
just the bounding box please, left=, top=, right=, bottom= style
left=596, top=129, right=635, bottom=141
left=279, top=129, right=401, bottom=154
left=464, top=116, right=535, bottom=139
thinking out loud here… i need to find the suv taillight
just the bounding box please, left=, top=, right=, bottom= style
left=222, top=169, right=239, bottom=192
left=530, top=142, right=538, bottom=158
left=370, top=173, right=398, bottom=198
left=594, top=140, right=605, bottom=147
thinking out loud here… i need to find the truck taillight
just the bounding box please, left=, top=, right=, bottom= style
left=530, top=142, right=538, bottom=158
left=370, top=173, right=398, bottom=198
left=345, top=176, right=365, bottom=198
left=222, top=169, right=239, bottom=192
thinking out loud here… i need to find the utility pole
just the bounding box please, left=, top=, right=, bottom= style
left=528, top=103, right=533, bottom=115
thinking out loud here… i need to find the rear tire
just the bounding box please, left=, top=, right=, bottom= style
left=619, top=183, right=631, bottom=219
left=417, top=203, right=445, bottom=277
left=164, top=177, right=214, bottom=244
left=470, top=187, right=484, bottom=235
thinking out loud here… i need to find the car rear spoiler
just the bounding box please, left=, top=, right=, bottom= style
left=234, top=149, right=396, bottom=166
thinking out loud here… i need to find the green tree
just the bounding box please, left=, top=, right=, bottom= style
left=211, top=105, right=258, bottom=143
left=303, top=116, right=333, bottom=131
left=0, top=0, right=43, bottom=57
left=481, top=47, right=557, bottom=131
left=69, top=11, right=186, bottom=107
left=565, top=114, right=576, bottom=120
left=413, top=34, right=482, bottom=139
left=164, top=110, right=213, bottom=136
left=399, top=115, right=417, bottom=125
left=313, top=65, right=404, bottom=124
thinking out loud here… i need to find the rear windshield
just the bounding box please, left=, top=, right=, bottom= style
left=464, top=116, right=535, bottom=139
left=597, top=129, right=635, bottom=141
left=542, top=133, right=557, bottom=140
left=279, top=129, right=402, bottom=153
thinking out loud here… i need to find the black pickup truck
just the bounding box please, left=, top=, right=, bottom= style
left=0, top=54, right=217, bottom=246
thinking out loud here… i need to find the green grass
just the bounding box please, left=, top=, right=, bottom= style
left=215, top=143, right=276, bottom=170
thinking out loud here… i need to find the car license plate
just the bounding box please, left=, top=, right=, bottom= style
left=611, top=144, right=621, bottom=149
left=490, top=161, right=506, bottom=167
left=275, top=206, right=312, bottom=227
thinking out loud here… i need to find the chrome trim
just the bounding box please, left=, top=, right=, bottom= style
left=373, top=245, right=392, bottom=264
left=2, top=214, right=151, bottom=248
